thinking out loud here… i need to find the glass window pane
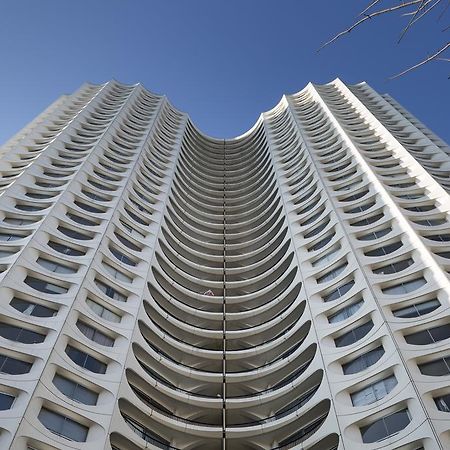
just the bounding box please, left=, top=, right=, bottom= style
left=0, top=392, right=15, bottom=410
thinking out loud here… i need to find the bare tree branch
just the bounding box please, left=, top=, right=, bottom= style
left=390, top=41, right=450, bottom=78
left=318, top=0, right=424, bottom=52
left=359, top=0, right=384, bottom=17
left=398, top=0, right=430, bottom=43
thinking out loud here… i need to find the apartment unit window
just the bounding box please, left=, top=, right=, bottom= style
left=312, top=245, right=341, bottom=267
left=47, top=240, right=85, bottom=256
left=373, top=258, right=414, bottom=275
left=53, top=374, right=98, bottom=405
left=343, top=346, right=384, bottom=375
left=38, top=408, right=88, bottom=442
left=66, top=212, right=98, bottom=227
left=86, top=298, right=121, bottom=323
left=414, top=218, right=446, bottom=227
left=360, top=409, right=410, bottom=443
left=392, top=299, right=440, bottom=319
left=323, top=280, right=354, bottom=302
left=304, top=219, right=330, bottom=239
left=328, top=299, right=364, bottom=323
left=58, top=226, right=91, bottom=240
left=308, top=232, right=335, bottom=252
left=76, top=320, right=114, bottom=347
left=74, top=200, right=105, bottom=214
left=0, top=392, right=15, bottom=410
left=434, top=394, right=450, bottom=412
left=404, top=324, right=450, bottom=345
left=114, top=232, right=141, bottom=252
left=0, top=354, right=32, bottom=374
left=94, top=279, right=127, bottom=302
left=10, top=298, right=57, bottom=317
left=365, top=241, right=402, bottom=257
left=65, top=345, right=106, bottom=374
left=351, top=375, right=397, bottom=406
left=37, top=257, right=77, bottom=274
left=119, top=219, right=146, bottom=238
left=351, top=213, right=383, bottom=227
left=123, top=414, right=170, bottom=447
left=383, top=278, right=426, bottom=295
left=0, top=322, right=45, bottom=344
left=335, top=320, right=373, bottom=347
left=419, top=356, right=450, bottom=376
left=109, top=247, right=136, bottom=266
left=317, top=263, right=347, bottom=284
left=24, top=276, right=68, bottom=295
left=0, top=232, right=25, bottom=241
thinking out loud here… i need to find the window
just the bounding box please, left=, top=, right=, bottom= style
left=57, top=226, right=91, bottom=241
left=335, top=320, right=373, bottom=347
left=392, top=299, right=440, bottom=319
left=317, top=263, right=347, bottom=284
left=345, top=201, right=376, bottom=214
left=114, top=232, right=141, bottom=252
left=424, top=234, right=450, bottom=242
left=10, top=298, right=57, bottom=317
left=76, top=321, right=114, bottom=347
left=308, top=232, right=335, bottom=252
left=123, top=414, right=170, bottom=447
left=65, top=345, right=106, bottom=374
left=312, top=245, right=341, bottom=267
left=364, top=241, right=402, bottom=257
left=343, top=346, right=384, bottom=375
left=382, top=278, right=426, bottom=295
left=351, top=375, right=397, bottom=406
left=341, top=190, right=368, bottom=202
left=304, top=219, right=330, bottom=239
left=103, top=261, right=133, bottom=283
left=435, top=394, right=450, bottom=412
left=47, top=241, right=85, bottom=256
left=66, top=213, right=98, bottom=227
left=328, top=299, right=364, bottom=323
left=419, top=356, right=450, bottom=376
left=109, top=247, right=136, bottom=266
left=53, top=374, right=98, bottom=405
left=94, top=279, right=127, bottom=302
left=404, top=324, right=450, bottom=345
left=404, top=204, right=435, bottom=213
left=73, top=200, right=105, bottom=214
left=86, top=298, right=121, bottom=323
left=38, top=408, right=88, bottom=442
left=0, top=232, right=25, bottom=241
left=351, top=213, right=383, bottom=227
left=360, top=409, right=410, bottom=443
left=414, top=218, right=447, bottom=227
left=37, top=257, right=77, bottom=274
left=0, top=322, right=45, bottom=344
left=0, top=354, right=32, bottom=374
left=0, top=392, right=15, bottom=410
left=373, top=258, right=414, bottom=275
left=323, top=280, right=355, bottom=302
left=24, top=276, right=68, bottom=295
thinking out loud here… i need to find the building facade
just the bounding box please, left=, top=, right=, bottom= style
left=0, top=79, right=449, bottom=450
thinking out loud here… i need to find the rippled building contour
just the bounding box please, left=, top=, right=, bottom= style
left=0, top=79, right=449, bottom=450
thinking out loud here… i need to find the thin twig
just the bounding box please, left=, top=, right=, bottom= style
left=318, top=0, right=424, bottom=51
left=408, top=0, right=444, bottom=30
left=390, top=41, right=450, bottom=78
left=438, top=0, right=450, bottom=21
left=398, top=0, right=430, bottom=43
left=359, top=0, right=384, bottom=17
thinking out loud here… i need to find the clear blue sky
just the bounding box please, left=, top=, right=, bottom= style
left=0, top=0, right=448, bottom=143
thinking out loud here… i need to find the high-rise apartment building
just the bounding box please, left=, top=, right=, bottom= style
left=0, top=79, right=449, bottom=450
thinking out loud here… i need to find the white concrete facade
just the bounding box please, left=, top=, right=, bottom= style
left=0, top=79, right=448, bottom=450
